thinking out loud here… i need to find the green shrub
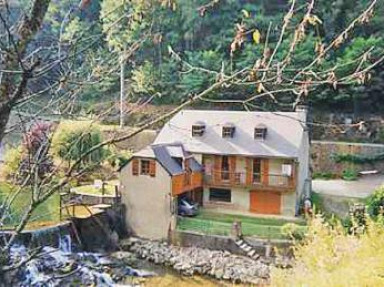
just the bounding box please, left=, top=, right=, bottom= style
left=367, top=186, right=384, bottom=216
left=104, top=146, right=132, bottom=169
left=1, top=146, right=23, bottom=179
left=342, top=168, right=358, bottom=181
left=378, top=127, right=384, bottom=143
left=310, top=192, right=324, bottom=213
left=281, top=223, right=305, bottom=240
left=52, top=121, right=106, bottom=168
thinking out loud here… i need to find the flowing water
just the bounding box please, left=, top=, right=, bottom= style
left=6, top=225, right=155, bottom=286
left=7, top=226, right=250, bottom=286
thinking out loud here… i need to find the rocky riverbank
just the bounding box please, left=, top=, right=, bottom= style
left=121, top=237, right=271, bottom=285
left=4, top=244, right=156, bottom=286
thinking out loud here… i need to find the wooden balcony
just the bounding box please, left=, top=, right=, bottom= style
left=204, top=170, right=296, bottom=191
left=172, top=171, right=203, bottom=196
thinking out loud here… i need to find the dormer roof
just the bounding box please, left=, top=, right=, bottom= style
left=154, top=110, right=306, bottom=158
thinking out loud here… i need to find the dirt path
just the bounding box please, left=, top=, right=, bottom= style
left=312, top=174, right=384, bottom=198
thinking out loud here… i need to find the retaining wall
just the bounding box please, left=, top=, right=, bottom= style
left=169, top=230, right=292, bottom=257
left=311, top=141, right=384, bottom=176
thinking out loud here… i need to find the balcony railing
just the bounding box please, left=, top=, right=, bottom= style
left=204, top=170, right=295, bottom=188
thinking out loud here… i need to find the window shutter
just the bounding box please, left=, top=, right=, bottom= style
left=262, top=159, right=269, bottom=185
left=245, top=158, right=252, bottom=185
left=132, top=159, right=139, bottom=176
left=213, top=156, right=221, bottom=184
left=229, top=156, right=236, bottom=184
left=149, top=160, right=156, bottom=177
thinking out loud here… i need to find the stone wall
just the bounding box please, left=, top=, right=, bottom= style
left=169, top=230, right=292, bottom=256
left=311, top=112, right=383, bottom=143
left=311, top=141, right=384, bottom=176
left=73, top=204, right=126, bottom=251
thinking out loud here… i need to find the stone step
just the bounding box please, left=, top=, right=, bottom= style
left=234, top=238, right=262, bottom=260
left=240, top=243, right=248, bottom=249
left=248, top=250, right=256, bottom=257
left=244, top=246, right=252, bottom=252
left=253, top=253, right=260, bottom=260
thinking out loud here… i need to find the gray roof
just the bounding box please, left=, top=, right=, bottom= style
left=133, top=145, right=155, bottom=158
left=154, top=110, right=306, bottom=159
left=132, top=143, right=202, bottom=176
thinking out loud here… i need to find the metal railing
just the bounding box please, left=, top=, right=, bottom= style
left=204, top=170, right=294, bottom=188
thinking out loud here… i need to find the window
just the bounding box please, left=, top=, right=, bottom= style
left=221, top=156, right=230, bottom=180
left=253, top=159, right=262, bottom=183
left=140, top=160, right=150, bottom=175
left=281, top=164, right=292, bottom=176
left=209, top=188, right=231, bottom=202
left=174, top=157, right=183, bottom=168
left=254, top=128, right=267, bottom=140
left=192, top=124, right=205, bottom=137
left=222, top=126, right=235, bottom=138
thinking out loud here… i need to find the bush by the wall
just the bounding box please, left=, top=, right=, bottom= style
left=51, top=121, right=106, bottom=168
left=1, top=147, right=23, bottom=179
left=281, top=223, right=305, bottom=240
left=341, top=168, right=358, bottom=181
left=2, top=122, right=53, bottom=182
left=334, top=152, right=384, bottom=164
left=367, top=186, right=384, bottom=217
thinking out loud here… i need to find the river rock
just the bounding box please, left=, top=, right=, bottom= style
left=121, top=237, right=271, bottom=285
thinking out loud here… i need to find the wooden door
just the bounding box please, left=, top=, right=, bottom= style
left=250, top=190, right=281, bottom=215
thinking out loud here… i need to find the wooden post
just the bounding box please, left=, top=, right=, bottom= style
left=114, top=185, right=119, bottom=204
left=101, top=182, right=105, bottom=204
left=231, top=220, right=242, bottom=239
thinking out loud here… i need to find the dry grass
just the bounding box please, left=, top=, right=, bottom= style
left=271, top=216, right=384, bottom=286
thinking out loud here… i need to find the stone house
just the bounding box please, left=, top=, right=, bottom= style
left=120, top=109, right=311, bottom=239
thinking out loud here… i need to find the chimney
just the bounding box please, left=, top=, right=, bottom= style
left=295, top=104, right=308, bottom=123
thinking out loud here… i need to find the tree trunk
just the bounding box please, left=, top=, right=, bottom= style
left=0, top=107, right=11, bottom=143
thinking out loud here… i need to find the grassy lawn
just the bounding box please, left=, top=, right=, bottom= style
left=177, top=210, right=306, bottom=239
left=72, top=181, right=118, bottom=196
left=0, top=182, right=60, bottom=228
left=311, top=191, right=367, bottom=219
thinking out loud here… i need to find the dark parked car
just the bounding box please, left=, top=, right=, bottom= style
left=178, top=198, right=198, bottom=216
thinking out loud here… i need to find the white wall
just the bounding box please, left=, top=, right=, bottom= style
left=281, top=191, right=296, bottom=216
left=203, top=186, right=250, bottom=210
left=120, top=158, right=175, bottom=240
left=191, top=153, right=203, bottom=164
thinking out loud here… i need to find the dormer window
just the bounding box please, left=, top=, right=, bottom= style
left=254, top=124, right=267, bottom=140
left=192, top=122, right=205, bottom=137
left=174, top=157, right=183, bottom=167
left=222, top=124, right=235, bottom=138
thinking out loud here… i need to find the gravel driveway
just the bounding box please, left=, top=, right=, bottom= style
left=312, top=174, right=384, bottom=198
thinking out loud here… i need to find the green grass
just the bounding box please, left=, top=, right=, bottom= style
left=72, top=183, right=117, bottom=195
left=0, top=182, right=60, bottom=227
left=177, top=210, right=307, bottom=239
left=311, top=192, right=325, bottom=213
